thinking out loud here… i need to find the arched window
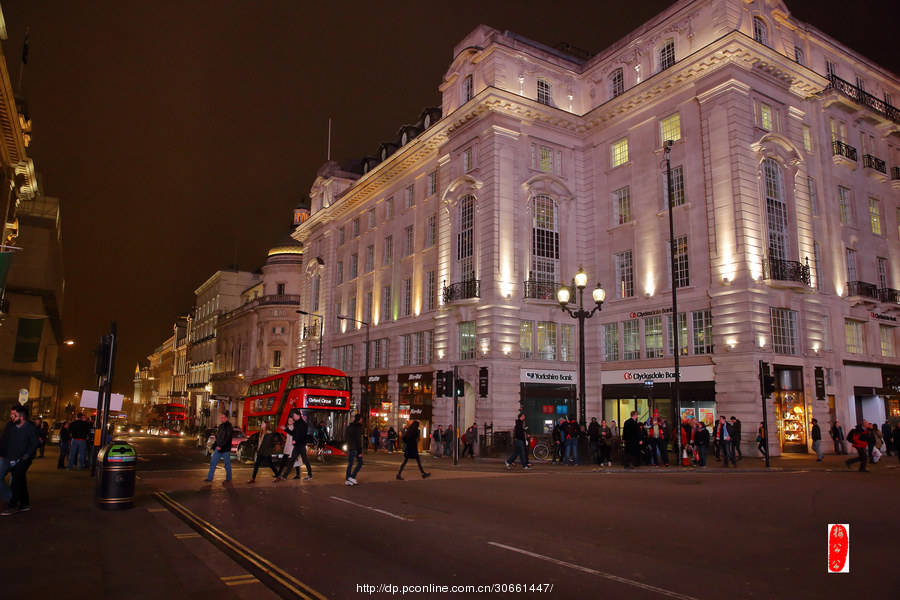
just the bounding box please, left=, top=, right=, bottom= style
left=462, top=74, right=473, bottom=103
left=609, top=68, right=624, bottom=98
left=457, top=195, right=476, bottom=280
left=659, top=39, right=675, bottom=71
left=537, top=79, right=552, bottom=105
left=763, top=158, right=790, bottom=261
left=531, top=195, right=559, bottom=284
left=753, top=17, right=768, bottom=46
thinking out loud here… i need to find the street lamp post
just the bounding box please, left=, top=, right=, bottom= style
left=296, top=310, right=323, bottom=366
left=337, top=314, right=370, bottom=446
left=664, top=140, right=683, bottom=463
left=556, top=267, right=605, bottom=427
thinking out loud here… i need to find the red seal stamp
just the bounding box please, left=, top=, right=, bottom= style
left=827, top=524, right=849, bottom=573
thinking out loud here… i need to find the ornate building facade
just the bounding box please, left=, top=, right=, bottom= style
left=293, top=0, right=899, bottom=455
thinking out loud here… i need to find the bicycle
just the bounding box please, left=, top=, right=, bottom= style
left=532, top=438, right=554, bottom=461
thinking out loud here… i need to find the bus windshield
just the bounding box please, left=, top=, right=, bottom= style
left=287, top=373, right=349, bottom=391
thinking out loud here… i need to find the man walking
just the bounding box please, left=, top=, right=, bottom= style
left=67, top=413, right=91, bottom=470
left=598, top=419, right=612, bottom=467
left=280, top=411, right=313, bottom=481
left=831, top=421, right=846, bottom=455
left=846, top=421, right=873, bottom=472
left=505, top=414, right=532, bottom=469
left=717, top=416, right=737, bottom=467
left=811, top=418, right=824, bottom=461
left=345, top=414, right=364, bottom=486
left=729, top=416, right=742, bottom=461
left=622, top=411, right=641, bottom=469
left=588, top=417, right=600, bottom=465
left=0, top=405, right=40, bottom=515
left=563, top=415, right=580, bottom=466
left=205, top=413, right=234, bottom=484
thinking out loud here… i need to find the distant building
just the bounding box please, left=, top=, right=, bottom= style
left=291, top=0, right=900, bottom=455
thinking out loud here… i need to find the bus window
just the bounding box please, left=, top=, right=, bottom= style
left=247, top=415, right=277, bottom=432
left=304, top=374, right=349, bottom=391
left=286, top=373, right=303, bottom=390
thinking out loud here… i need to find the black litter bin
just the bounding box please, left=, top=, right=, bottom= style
left=96, top=442, right=136, bottom=510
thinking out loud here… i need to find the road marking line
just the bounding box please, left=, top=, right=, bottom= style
left=330, top=496, right=413, bottom=521
left=488, top=542, right=698, bottom=600
left=174, top=532, right=201, bottom=539
left=155, top=491, right=327, bottom=600
left=147, top=508, right=168, bottom=513
left=222, top=574, right=258, bottom=586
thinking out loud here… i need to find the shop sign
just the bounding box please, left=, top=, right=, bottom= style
left=629, top=307, right=673, bottom=319
left=604, top=365, right=714, bottom=384
left=361, top=374, right=388, bottom=383
left=479, top=367, right=489, bottom=398
left=520, top=369, right=576, bottom=384
left=410, top=405, right=432, bottom=420
left=399, top=372, right=432, bottom=382
left=869, top=311, right=897, bottom=322
left=815, top=366, right=826, bottom=402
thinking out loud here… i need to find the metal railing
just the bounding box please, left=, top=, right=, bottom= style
left=832, top=140, right=858, bottom=162
left=524, top=279, right=562, bottom=300
left=762, top=257, right=811, bottom=285
left=847, top=281, right=879, bottom=300
left=442, top=279, right=480, bottom=303
left=220, top=294, right=301, bottom=321
left=827, top=74, right=900, bottom=125
left=878, top=288, right=900, bottom=304
left=303, top=324, right=319, bottom=339
left=863, top=154, right=887, bottom=174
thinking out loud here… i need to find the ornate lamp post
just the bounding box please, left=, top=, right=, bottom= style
left=556, top=267, right=604, bottom=427
left=296, top=310, right=323, bottom=366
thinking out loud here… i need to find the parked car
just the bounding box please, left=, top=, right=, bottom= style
left=204, top=428, right=247, bottom=457
left=196, top=428, right=217, bottom=449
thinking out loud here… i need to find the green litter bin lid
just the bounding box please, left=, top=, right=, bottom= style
left=106, top=444, right=136, bottom=463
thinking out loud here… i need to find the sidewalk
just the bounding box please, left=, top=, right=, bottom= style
left=0, top=450, right=278, bottom=600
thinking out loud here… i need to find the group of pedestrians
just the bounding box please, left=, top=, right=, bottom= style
left=430, top=423, right=478, bottom=458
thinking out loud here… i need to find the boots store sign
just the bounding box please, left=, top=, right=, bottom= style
left=605, top=365, right=714, bottom=384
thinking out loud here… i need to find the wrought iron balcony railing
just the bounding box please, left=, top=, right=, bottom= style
left=832, top=140, right=858, bottom=162
left=442, top=279, right=480, bottom=303
left=762, top=257, right=811, bottom=285
left=827, top=74, right=900, bottom=125
left=891, top=166, right=900, bottom=181
left=863, top=154, right=887, bottom=174
left=878, top=288, right=900, bottom=304
left=524, top=279, right=562, bottom=300
left=847, top=280, right=879, bottom=300
left=302, top=324, right=319, bottom=339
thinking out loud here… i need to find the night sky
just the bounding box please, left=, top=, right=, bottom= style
left=1, top=0, right=897, bottom=399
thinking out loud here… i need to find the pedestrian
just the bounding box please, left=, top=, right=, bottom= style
left=396, top=420, right=430, bottom=480
left=34, top=418, right=48, bottom=458
left=656, top=417, right=669, bottom=467
left=871, top=424, right=884, bottom=463
left=622, top=411, right=641, bottom=469
left=205, top=413, right=234, bottom=484
left=345, top=414, right=364, bottom=485
left=247, top=421, right=280, bottom=483
left=67, top=413, right=91, bottom=470
left=0, top=405, right=40, bottom=515
left=444, top=425, right=453, bottom=457
left=279, top=411, right=313, bottom=481
left=371, top=425, right=380, bottom=453
left=717, top=416, right=737, bottom=467
left=57, top=420, right=71, bottom=470
left=757, top=422, right=768, bottom=459
left=810, top=418, right=824, bottom=461
left=598, top=419, right=612, bottom=466
left=563, top=415, right=580, bottom=466
left=588, top=417, right=601, bottom=465
left=638, top=422, right=651, bottom=465
left=551, top=418, right=563, bottom=463
left=713, top=418, right=722, bottom=462
left=432, top=425, right=443, bottom=457
left=280, top=415, right=301, bottom=479
left=461, top=426, right=476, bottom=458
left=729, top=416, right=742, bottom=461
left=387, top=426, right=397, bottom=453
left=505, top=414, right=532, bottom=470
left=694, top=421, right=710, bottom=468
left=314, top=421, right=329, bottom=461
left=831, top=421, right=846, bottom=455
left=846, top=421, right=873, bottom=472
left=881, top=422, right=893, bottom=456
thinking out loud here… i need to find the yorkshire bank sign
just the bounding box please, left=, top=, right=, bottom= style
left=604, top=365, right=714, bottom=384
left=520, top=369, right=577, bottom=384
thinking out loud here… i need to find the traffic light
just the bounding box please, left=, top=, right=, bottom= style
left=454, top=375, right=465, bottom=397
left=759, top=361, right=776, bottom=397
left=442, top=370, right=453, bottom=397
left=435, top=370, right=446, bottom=397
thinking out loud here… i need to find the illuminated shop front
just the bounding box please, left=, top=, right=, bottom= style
left=602, top=366, right=716, bottom=430
left=772, top=367, right=807, bottom=453
left=361, top=374, right=390, bottom=427
left=399, top=372, right=433, bottom=448
left=519, top=369, right=576, bottom=435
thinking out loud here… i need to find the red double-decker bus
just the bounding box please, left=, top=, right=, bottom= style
left=148, top=402, right=188, bottom=436
left=241, top=366, right=352, bottom=455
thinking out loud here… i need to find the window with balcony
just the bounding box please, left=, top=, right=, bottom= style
left=877, top=257, right=889, bottom=290
left=457, top=195, right=475, bottom=280
left=813, top=242, right=824, bottom=292
left=763, top=159, right=790, bottom=262
left=770, top=308, right=799, bottom=355
left=846, top=248, right=858, bottom=282
left=531, top=195, right=559, bottom=285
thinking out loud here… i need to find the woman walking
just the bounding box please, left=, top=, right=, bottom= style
left=396, top=421, right=431, bottom=480
left=695, top=421, right=710, bottom=467
left=757, top=422, right=768, bottom=459
left=248, top=421, right=280, bottom=483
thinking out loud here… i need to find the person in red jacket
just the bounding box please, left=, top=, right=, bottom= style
left=845, top=420, right=873, bottom=472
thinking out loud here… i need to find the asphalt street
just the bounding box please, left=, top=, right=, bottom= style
left=120, top=433, right=900, bottom=600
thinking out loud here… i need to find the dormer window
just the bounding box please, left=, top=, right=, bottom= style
left=537, top=79, right=552, bottom=106
left=463, top=75, right=473, bottom=103
left=658, top=39, right=675, bottom=71
left=753, top=17, right=768, bottom=46
left=609, top=68, right=624, bottom=98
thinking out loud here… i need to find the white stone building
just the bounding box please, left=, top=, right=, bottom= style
left=290, top=0, right=900, bottom=455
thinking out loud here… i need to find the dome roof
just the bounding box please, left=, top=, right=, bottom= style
left=267, top=232, right=303, bottom=259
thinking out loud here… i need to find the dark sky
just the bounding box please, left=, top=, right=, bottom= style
left=1, top=0, right=897, bottom=399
